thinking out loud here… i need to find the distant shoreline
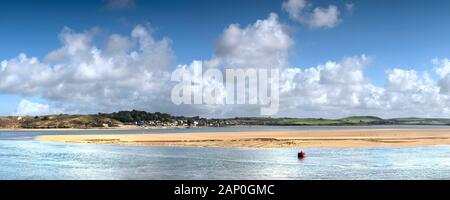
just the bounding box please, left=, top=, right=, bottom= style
left=2, top=124, right=450, bottom=132
left=0, top=125, right=186, bottom=131
left=5, top=123, right=450, bottom=131
left=4, top=112, right=450, bottom=131
left=37, top=129, right=450, bottom=148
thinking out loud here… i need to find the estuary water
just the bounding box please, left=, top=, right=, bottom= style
left=1, top=126, right=450, bottom=180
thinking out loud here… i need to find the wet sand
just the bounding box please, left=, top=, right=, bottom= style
left=36, top=129, right=450, bottom=148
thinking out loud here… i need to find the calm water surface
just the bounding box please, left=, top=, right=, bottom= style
left=1, top=126, right=450, bottom=180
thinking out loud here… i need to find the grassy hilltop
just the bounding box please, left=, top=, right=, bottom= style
left=274, top=116, right=383, bottom=125
left=0, top=115, right=122, bottom=129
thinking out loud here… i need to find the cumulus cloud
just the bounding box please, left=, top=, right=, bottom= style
left=102, top=0, right=136, bottom=10
left=3, top=14, right=450, bottom=118
left=0, top=54, right=54, bottom=96
left=211, top=13, right=293, bottom=69
left=2, top=24, right=175, bottom=114
left=308, top=5, right=341, bottom=29
left=43, top=25, right=174, bottom=112
left=275, top=56, right=450, bottom=118
left=386, top=69, right=420, bottom=92
left=281, top=0, right=307, bottom=20
left=282, top=0, right=341, bottom=29
left=15, top=99, right=57, bottom=116
left=168, top=14, right=292, bottom=117
left=278, top=55, right=383, bottom=117
left=383, top=69, right=445, bottom=117
left=433, top=58, right=450, bottom=95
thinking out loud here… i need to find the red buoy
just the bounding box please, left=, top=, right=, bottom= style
left=298, top=151, right=306, bottom=158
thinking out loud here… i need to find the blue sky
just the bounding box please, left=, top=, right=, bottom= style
left=1, top=0, right=450, bottom=117
left=2, top=0, right=450, bottom=80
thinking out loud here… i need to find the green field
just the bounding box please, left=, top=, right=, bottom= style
left=274, top=116, right=383, bottom=126
left=272, top=116, right=450, bottom=126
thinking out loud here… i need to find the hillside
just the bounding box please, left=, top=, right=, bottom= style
left=275, top=117, right=450, bottom=126
left=0, top=115, right=122, bottom=129
left=1, top=111, right=450, bottom=129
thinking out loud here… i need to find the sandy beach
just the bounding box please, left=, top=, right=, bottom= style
left=36, top=129, right=450, bottom=148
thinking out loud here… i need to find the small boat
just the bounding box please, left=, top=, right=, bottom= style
left=298, top=151, right=306, bottom=158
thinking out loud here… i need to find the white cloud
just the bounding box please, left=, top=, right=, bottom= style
left=282, top=0, right=307, bottom=20
left=1, top=24, right=175, bottom=114
left=434, top=58, right=450, bottom=78
left=279, top=55, right=384, bottom=116
left=43, top=25, right=174, bottom=113
left=15, top=99, right=57, bottom=116
left=212, top=13, right=293, bottom=69
left=167, top=14, right=293, bottom=117
left=45, top=27, right=98, bottom=64
left=3, top=15, right=450, bottom=118
left=386, top=69, right=419, bottom=92
left=0, top=54, right=54, bottom=96
left=308, top=5, right=341, bottom=29
left=282, top=0, right=341, bottom=29
left=275, top=56, right=450, bottom=118
left=382, top=69, right=445, bottom=117
left=434, top=58, right=450, bottom=95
